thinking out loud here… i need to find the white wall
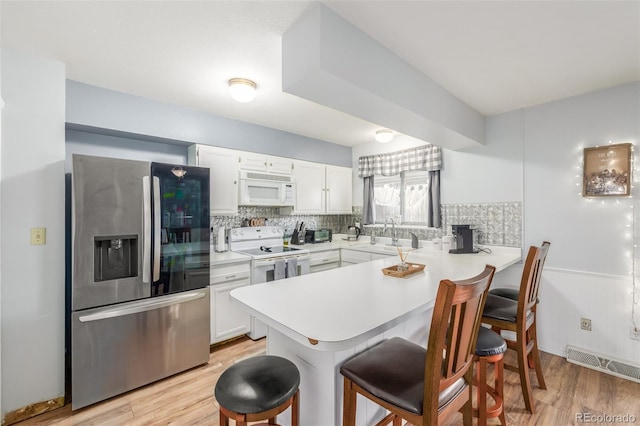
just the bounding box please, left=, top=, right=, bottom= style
left=442, top=109, right=524, bottom=204
left=522, top=83, right=640, bottom=361
left=0, top=49, right=66, bottom=417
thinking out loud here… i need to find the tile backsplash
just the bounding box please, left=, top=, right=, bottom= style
left=353, top=201, right=522, bottom=247
left=212, top=202, right=522, bottom=248
left=211, top=207, right=354, bottom=244
left=442, top=202, right=522, bottom=247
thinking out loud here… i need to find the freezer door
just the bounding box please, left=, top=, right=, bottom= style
left=72, top=155, right=151, bottom=311
left=71, top=287, right=210, bottom=410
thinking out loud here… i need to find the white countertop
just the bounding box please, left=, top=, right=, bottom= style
left=231, top=246, right=521, bottom=351
left=210, top=248, right=250, bottom=265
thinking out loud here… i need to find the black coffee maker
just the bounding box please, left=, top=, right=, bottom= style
left=449, top=225, right=477, bottom=254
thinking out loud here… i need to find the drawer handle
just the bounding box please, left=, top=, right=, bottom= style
left=225, top=275, right=237, bottom=280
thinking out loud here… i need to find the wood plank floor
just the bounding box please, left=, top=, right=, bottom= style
left=13, top=337, right=640, bottom=426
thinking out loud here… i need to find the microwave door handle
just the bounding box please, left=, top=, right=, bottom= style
left=152, top=176, right=161, bottom=281
left=142, top=176, right=151, bottom=284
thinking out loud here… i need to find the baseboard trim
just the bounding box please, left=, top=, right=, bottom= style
left=3, top=396, right=65, bottom=425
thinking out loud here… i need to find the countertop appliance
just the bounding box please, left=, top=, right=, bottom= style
left=69, top=154, right=211, bottom=409
left=228, top=226, right=310, bottom=339
left=238, top=170, right=295, bottom=207
left=449, top=224, right=478, bottom=254
left=305, top=228, right=332, bottom=243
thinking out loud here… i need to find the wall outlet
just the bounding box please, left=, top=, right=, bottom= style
left=631, top=327, right=640, bottom=341
left=580, top=317, right=592, bottom=331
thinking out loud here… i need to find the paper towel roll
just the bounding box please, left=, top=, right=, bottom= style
left=216, top=227, right=227, bottom=252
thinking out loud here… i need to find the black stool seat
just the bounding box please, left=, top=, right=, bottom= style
left=489, top=287, right=539, bottom=303
left=340, top=337, right=466, bottom=415
left=215, top=355, right=300, bottom=415
left=488, top=288, right=519, bottom=300
left=476, top=327, right=507, bottom=357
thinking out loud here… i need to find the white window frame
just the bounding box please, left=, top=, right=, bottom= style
left=374, top=170, right=430, bottom=225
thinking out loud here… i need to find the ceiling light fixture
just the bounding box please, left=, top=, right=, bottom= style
left=375, top=129, right=394, bottom=143
left=228, top=78, right=257, bottom=103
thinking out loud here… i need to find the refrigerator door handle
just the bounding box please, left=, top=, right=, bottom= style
left=153, top=176, right=161, bottom=281
left=78, top=290, right=207, bottom=323
left=142, top=176, right=151, bottom=284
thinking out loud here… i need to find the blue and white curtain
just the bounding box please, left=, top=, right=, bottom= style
left=359, top=144, right=442, bottom=228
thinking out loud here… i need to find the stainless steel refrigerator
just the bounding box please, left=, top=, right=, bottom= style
left=70, top=154, right=211, bottom=409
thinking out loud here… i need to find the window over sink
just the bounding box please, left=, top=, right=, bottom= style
left=374, top=170, right=430, bottom=225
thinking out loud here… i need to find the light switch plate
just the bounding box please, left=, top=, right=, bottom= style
left=30, top=227, right=46, bottom=245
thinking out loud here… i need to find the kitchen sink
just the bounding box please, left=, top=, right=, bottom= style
left=349, top=243, right=413, bottom=255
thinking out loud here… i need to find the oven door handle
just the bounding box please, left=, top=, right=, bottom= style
left=253, top=254, right=310, bottom=268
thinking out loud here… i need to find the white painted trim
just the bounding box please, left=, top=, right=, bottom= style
left=544, top=266, right=630, bottom=281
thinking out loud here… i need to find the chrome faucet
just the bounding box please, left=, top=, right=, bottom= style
left=384, top=217, right=399, bottom=246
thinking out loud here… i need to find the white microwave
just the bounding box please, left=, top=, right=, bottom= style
left=238, top=171, right=295, bottom=207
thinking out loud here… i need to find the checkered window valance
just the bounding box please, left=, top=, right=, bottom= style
left=357, top=144, right=442, bottom=177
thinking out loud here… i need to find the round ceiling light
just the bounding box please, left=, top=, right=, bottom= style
left=228, top=78, right=257, bottom=103
left=375, top=129, right=394, bottom=143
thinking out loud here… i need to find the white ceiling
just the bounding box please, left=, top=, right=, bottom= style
left=2, top=1, right=638, bottom=148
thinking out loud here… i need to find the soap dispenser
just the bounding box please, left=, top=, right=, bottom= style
left=409, top=232, right=419, bottom=249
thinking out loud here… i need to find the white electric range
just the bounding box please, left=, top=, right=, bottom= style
left=228, top=226, right=310, bottom=339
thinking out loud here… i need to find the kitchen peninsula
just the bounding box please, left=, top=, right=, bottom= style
left=231, top=246, right=521, bottom=425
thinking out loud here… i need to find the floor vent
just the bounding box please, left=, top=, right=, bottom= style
left=566, top=345, right=640, bottom=383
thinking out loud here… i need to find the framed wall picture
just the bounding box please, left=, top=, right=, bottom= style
left=583, top=143, right=632, bottom=197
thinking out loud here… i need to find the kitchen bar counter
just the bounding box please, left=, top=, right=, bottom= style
left=231, top=247, right=520, bottom=425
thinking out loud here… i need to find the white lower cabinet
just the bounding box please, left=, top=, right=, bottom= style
left=340, top=249, right=393, bottom=266
left=210, top=261, right=251, bottom=344
left=309, top=249, right=341, bottom=274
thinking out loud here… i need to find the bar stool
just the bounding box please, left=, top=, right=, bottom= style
left=482, top=242, right=550, bottom=413
left=474, top=327, right=507, bottom=426
left=340, top=265, right=496, bottom=426
left=214, top=355, right=300, bottom=426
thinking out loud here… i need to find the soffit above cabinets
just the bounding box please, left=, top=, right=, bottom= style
left=282, top=4, right=486, bottom=151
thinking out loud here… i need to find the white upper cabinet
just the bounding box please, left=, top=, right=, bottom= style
left=189, top=145, right=351, bottom=214
left=292, top=160, right=352, bottom=214
left=239, top=152, right=293, bottom=175
left=293, top=161, right=326, bottom=214
left=188, top=145, right=239, bottom=215
left=325, top=165, right=353, bottom=214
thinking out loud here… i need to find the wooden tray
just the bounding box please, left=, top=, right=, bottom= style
left=382, top=262, right=425, bottom=278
